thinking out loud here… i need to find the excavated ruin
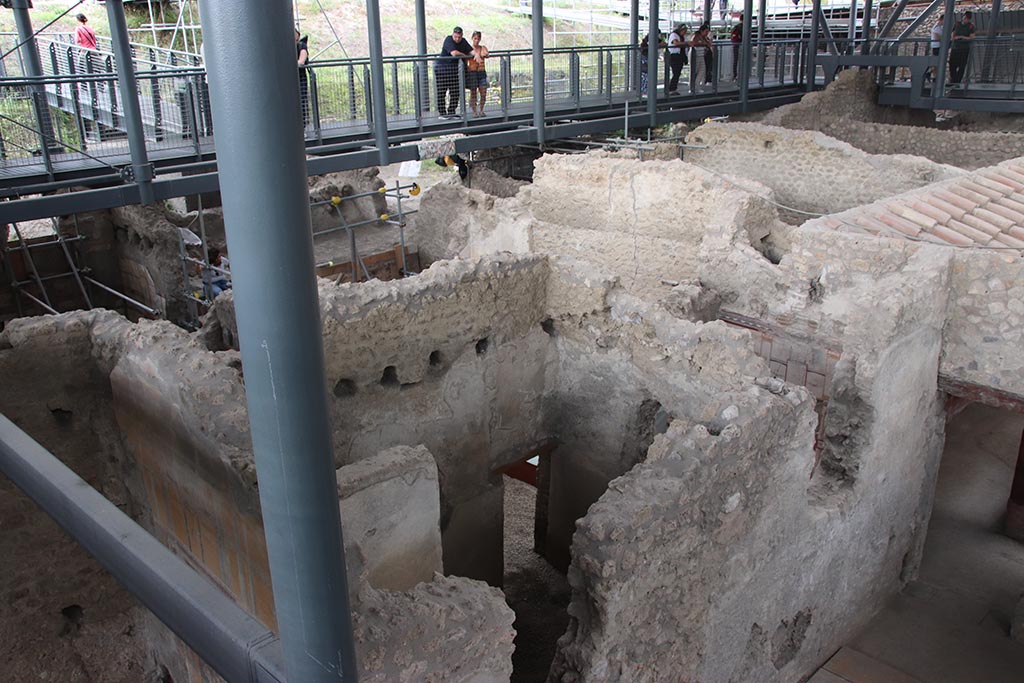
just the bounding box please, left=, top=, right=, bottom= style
left=3, top=72, right=1024, bottom=683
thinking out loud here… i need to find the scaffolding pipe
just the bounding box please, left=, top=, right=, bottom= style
left=533, top=0, right=546, bottom=143
left=647, top=0, right=658, bottom=125
left=82, top=276, right=159, bottom=316
left=365, top=0, right=389, bottom=164
left=105, top=0, right=156, bottom=205
left=195, top=2, right=358, bottom=681
left=0, top=414, right=287, bottom=683
left=14, top=288, right=58, bottom=315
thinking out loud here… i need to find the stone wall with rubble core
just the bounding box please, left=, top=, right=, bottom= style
left=413, top=151, right=785, bottom=300
left=549, top=242, right=950, bottom=682
left=0, top=310, right=515, bottom=683
left=684, top=122, right=965, bottom=222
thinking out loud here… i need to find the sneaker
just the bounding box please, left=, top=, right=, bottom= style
left=668, top=90, right=680, bottom=96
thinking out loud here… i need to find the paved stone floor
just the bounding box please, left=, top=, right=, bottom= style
left=814, top=403, right=1024, bottom=682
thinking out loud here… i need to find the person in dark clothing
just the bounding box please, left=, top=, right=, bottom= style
left=731, top=17, right=742, bottom=80
left=948, top=11, right=975, bottom=85
left=296, top=29, right=310, bottom=127
left=435, top=26, right=473, bottom=118
left=667, top=25, right=689, bottom=95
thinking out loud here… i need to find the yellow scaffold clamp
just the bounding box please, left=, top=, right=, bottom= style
left=409, top=183, right=421, bottom=196
left=380, top=213, right=390, bottom=221
left=330, top=196, right=343, bottom=206
left=378, top=186, right=387, bottom=193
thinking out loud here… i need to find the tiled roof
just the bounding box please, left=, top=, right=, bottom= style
left=810, top=158, right=1024, bottom=249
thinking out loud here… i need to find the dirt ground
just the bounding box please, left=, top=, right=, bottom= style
left=503, top=475, right=572, bottom=683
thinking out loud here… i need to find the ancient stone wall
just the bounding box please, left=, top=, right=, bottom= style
left=685, top=122, right=964, bottom=221
left=813, top=119, right=1024, bottom=170
left=550, top=246, right=950, bottom=682
left=942, top=249, right=1024, bottom=394
left=0, top=311, right=516, bottom=683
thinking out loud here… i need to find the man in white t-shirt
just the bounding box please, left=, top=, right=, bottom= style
left=667, top=24, right=688, bottom=95
left=927, top=14, right=944, bottom=81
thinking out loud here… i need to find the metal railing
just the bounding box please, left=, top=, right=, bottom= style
left=0, top=38, right=813, bottom=171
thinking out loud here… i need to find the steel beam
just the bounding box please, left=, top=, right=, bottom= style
left=647, top=0, right=659, bottom=124
left=195, top=2, right=358, bottom=682
left=0, top=414, right=286, bottom=683
left=756, top=0, right=767, bottom=83
left=630, top=0, right=640, bottom=90
left=934, top=0, right=957, bottom=104
left=808, top=0, right=822, bottom=91
left=365, top=0, right=389, bottom=164
left=860, top=0, right=873, bottom=54
left=876, top=0, right=911, bottom=40
left=740, top=0, right=753, bottom=109
left=820, top=7, right=839, bottom=56
left=104, top=1, right=155, bottom=204
left=10, top=0, right=56, bottom=161
left=898, top=0, right=941, bottom=39
left=847, top=0, right=858, bottom=54
left=533, top=0, right=546, bottom=143
left=415, top=0, right=429, bottom=112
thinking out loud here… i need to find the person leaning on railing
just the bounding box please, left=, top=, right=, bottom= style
left=948, top=11, right=975, bottom=85
left=296, top=29, right=310, bottom=127
left=691, top=23, right=714, bottom=88
left=436, top=26, right=473, bottom=119
left=667, top=24, right=689, bottom=95
left=467, top=31, right=489, bottom=118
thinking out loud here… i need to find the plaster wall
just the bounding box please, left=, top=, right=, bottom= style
left=685, top=122, right=964, bottom=221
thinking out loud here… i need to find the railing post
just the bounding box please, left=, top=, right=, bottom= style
left=67, top=50, right=87, bottom=148
left=571, top=51, right=581, bottom=108
left=365, top=0, right=390, bottom=164
left=598, top=47, right=605, bottom=95
left=500, top=55, right=511, bottom=118
left=933, top=0, right=956, bottom=105
left=364, top=65, right=373, bottom=124
left=757, top=0, right=767, bottom=86
left=415, top=0, right=430, bottom=113
left=982, top=0, right=1003, bottom=82
left=150, top=62, right=163, bottom=142
left=413, top=62, right=423, bottom=124
left=391, top=61, right=400, bottom=115
left=347, top=65, right=358, bottom=120
left=860, top=0, right=874, bottom=55
left=309, top=70, right=323, bottom=144
left=105, top=0, right=154, bottom=204
left=533, top=0, right=546, bottom=144
left=847, top=0, right=858, bottom=54
left=48, top=43, right=63, bottom=109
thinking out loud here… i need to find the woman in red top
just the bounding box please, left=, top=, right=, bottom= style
left=75, top=14, right=97, bottom=50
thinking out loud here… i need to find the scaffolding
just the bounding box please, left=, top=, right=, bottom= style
left=175, top=180, right=420, bottom=328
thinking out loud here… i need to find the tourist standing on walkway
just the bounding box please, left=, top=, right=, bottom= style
left=691, top=23, right=715, bottom=87
left=667, top=25, right=689, bottom=95
left=467, top=31, right=489, bottom=117
left=75, top=14, right=97, bottom=50
left=948, top=11, right=975, bottom=84
left=296, top=29, right=310, bottom=127
left=731, top=16, right=742, bottom=80
left=436, top=26, right=473, bottom=118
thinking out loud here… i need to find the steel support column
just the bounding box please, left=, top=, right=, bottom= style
left=630, top=0, right=640, bottom=90
left=704, top=0, right=713, bottom=25
left=1006, top=428, right=1024, bottom=542
left=415, top=0, right=429, bottom=112
left=934, top=0, right=957, bottom=103
left=983, top=0, right=1002, bottom=82
left=860, top=0, right=873, bottom=54
left=365, top=0, right=389, bottom=163
left=847, top=0, right=858, bottom=53
left=105, top=0, right=155, bottom=204
left=756, top=0, right=767, bottom=83
left=11, top=0, right=56, bottom=157
left=740, top=0, right=753, bottom=109
left=533, top=0, right=546, bottom=143
left=195, top=2, right=358, bottom=682
left=808, top=0, right=822, bottom=91
left=647, top=0, right=659, bottom=125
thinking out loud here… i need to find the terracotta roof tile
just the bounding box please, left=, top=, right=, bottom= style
left=983, top=202, right=1024, bottom=225
left=948, top=185, right=992, bottom=207
left=994, top=166, right=1024, bottom=186
left=910, top=200, right=953, bottom=225
left=926, top=195, right=968, bottom=220
left=929, top=224, right=976, bottom=246
left=993, top=195, right=1024, bottom=216
left=992, top=232, right=1024, bottom=249
left=974, top=173, right=1020, bottom=195
left=946, top=219, right=996, bottom=245
left=1010, top=226, right=1024, bottom=242
left=877, top=212, right=923, bottom=237
left=960, top=213, right=1004, bottom=237
left=961, top=180, right=1004, bottom=201
left=891, top=204, right=938, bottom=229
left=972, top=207, right=1016, bottom=232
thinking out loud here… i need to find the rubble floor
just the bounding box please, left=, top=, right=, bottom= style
left=828, top=404, right=1024, bottom=682
left=503, top=475, right=571, bottom=683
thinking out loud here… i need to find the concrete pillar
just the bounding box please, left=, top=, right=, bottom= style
left=1006, top=428, right=1024, bottom=542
